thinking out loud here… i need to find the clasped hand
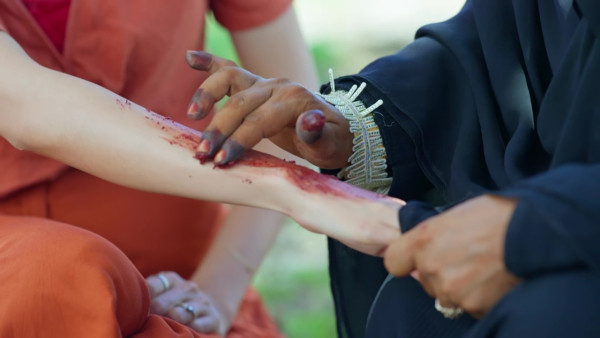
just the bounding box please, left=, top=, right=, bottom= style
left=184, top=50, right=353, bottom=169
left=384, top=195, right=522, bottom=317
left=146, top=272, right=226, bottom=335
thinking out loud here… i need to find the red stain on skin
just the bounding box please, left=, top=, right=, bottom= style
left=147, top=111, right=385, bottom=201
left=116, top=98, right=126, bottom=110
left=213, top=160, right=237, bottom=169
left=232, top=152, right=386, bottom=200
left=194, top=152, right=209, bottom=164
left=145, top=112, right=201, bottom=151
left=116, top=98, right=132, bottom=110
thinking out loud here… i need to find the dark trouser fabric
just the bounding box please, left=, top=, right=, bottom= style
left=367, top=271, right=600, bottom=338
left=365, top=276, right=477, bottom=338
left=466, top=270, right=600, bottom=338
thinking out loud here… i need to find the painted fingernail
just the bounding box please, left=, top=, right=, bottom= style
left=214, top=140, right=244, bottom=168
left=186, top=50, right=213, bottom=70
left=187, top=101, right=200, bottom=119
left=194, top=130, right=225, bottom=164
left=214, top=150, right=226, bottom=163
left=296, top=109, right=325, bottom=144
left=187, top=89, right=215, bottom=120
left=197, top=139, right=210, bottom=153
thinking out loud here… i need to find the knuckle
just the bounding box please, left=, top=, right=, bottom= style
left=192, top=318, right=217, bottom=333
left=183, top=281, right=199, bottom=293
left=221, top=66, right=241, bottom=81
left=283, top=83, right=309, bottom=98
left=167, top=308, right=186, bottom=323
left=419, top=258, right=439, bottom=276
left=163, top=271, right=177, bottom=280
left=227, top=93, right=246, bottom=107
left=460, top=296, right=483, bottom=314
left=149, top=300, right=169, bottom=315
left=267, top=77, right=291, bottom=86
left=242, top=112, right=264, bottom=125
left=458, top=292, right=485, bottom=315
left=414, top=222, right=433, bottom=246
left=439, top=278, right=456, bottom=297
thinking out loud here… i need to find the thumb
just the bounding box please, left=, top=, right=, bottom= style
left=294, top=109, right=353, bottom=169
left=384, top=233, right=418, bottom=276
left=296, top=110, right=325, bottom=144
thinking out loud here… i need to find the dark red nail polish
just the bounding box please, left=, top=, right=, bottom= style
left=296, top=110, right=325, bottom=144
left=187, top=89, right=215, bottom=120
left=186, top=50, right=213, bottom=70
left=214, top=140, right=244, bottom=167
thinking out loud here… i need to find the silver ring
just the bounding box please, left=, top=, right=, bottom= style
left=179, top=302, right=199, bottom=318
left=434, top=299, right=464, bottom=319
left=157, top=273, right=171, bottom=293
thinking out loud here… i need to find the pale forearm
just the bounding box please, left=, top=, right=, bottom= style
left=0, top=33, right=403, bottom=256
left=192, top=206, right=284, bottom=328
left=0, top=33, right=292, bottom=212
left=232, top=6, right=319, bottom=90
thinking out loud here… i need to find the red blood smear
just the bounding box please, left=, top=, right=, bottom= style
left=213, top=160, right=237, bottom=169
left=147, top=112, right=202, bottom=151
left=194, top=152, right=209, bottom=164
left=152, top=113, right=384, bottom=201
left=115, top=98, right=126, bottom=110
left=115, top=98, right=133, bottom=110
left=233, top=152, right=385, bottom=201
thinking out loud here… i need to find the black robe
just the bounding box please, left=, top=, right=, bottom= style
left=325, top=0, right=600, bottom=336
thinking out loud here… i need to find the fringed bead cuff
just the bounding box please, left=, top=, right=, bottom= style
left=318, top=69, right=392, bottom=194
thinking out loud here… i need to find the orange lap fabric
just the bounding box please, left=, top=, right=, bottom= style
left=0, top=214, right=205, bottom=337
left=45, top=169, right=226, bottom=279
left=49, top=171, right=283, bottom=337
left=0, top=169, right=282, bottom=337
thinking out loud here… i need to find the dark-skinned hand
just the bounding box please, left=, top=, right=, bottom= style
left=185, top=50, right=353, bottom=169
left=384, top=195, right=522, bottom=318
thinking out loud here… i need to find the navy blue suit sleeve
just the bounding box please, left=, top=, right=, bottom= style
left=498, top=163, right=600, bottom=277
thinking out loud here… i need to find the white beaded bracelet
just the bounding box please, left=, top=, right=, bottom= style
left=318, top=69, right=393, bottom=194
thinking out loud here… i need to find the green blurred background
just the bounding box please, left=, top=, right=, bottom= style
left=204, top=1, right=464, bottom=337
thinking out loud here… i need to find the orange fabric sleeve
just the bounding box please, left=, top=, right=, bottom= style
left=210, top=0, right=292, bottom=31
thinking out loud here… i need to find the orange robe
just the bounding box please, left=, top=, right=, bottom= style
left=0, top=0, right=290, bottom=336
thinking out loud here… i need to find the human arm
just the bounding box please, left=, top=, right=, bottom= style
left=0, top=32, right=402, bottom=255
left=230, top=5, right=319, bottom=91
left=190, top=204, right=283, bottom=333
